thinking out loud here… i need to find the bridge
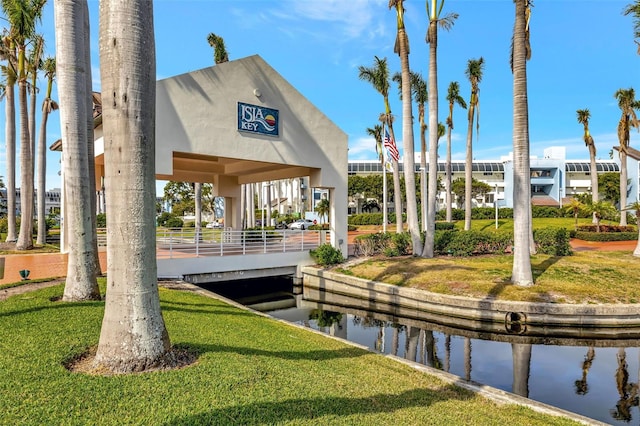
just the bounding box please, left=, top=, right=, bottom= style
left=155, top=228, right=331, bottom=284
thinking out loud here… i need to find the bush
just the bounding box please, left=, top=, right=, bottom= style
left=574, top=231, right=637, bottom=242
left=435, top=222, right=455, bottom=231
left=353, top=232, right=392, bottom=257
left=534, top=227, right=572, bottom=256
left=96, top=213, right=106, bottom=228
left=434, top=229, right=511, bottom=256
left=310, top=243, right=344, bottom=266
left=532, top=206, right=564, bottom=218
left=391, top=232, right=411, bottom=256
left=576, top=224, right=636, bottom=233
left=164, top=216, right=184, bottom=228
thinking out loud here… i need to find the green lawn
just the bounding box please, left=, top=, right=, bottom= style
left=0, top=281, right=579, bottom=425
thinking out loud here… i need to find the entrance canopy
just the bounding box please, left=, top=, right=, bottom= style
left=91, top=54, right=349, bottom=256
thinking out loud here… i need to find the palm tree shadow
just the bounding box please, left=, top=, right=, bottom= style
left=531, top=256, right=562, bottom=280
left=162, top=385, right=474, bottom=425
left=184, top=342, right=367, bottom=362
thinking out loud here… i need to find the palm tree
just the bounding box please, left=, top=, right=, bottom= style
left=200, top=33, right=230, bottom=233
left=623, top=1, right=640, bottom=54
left=54, top=1, right=100, bottom=301
left=463, top=57, right=484, bottom=231
left=623, top=201, right=640, bottom=256
left=35, top=56, right=56, bottom=245
left=614, top=88, right=640, bottom=226
left=366, top=124, right=387, bottom=227
left=563, top=197, right=585, bottom=230
left=422, top=1, right=457, bottom=258
left=584, top=200, right=617, bottom=233
left=576, top=109, right=599, bottom=223
left=94, top=0, right=171, bottom=372
left=409, top=72, right=427, bottom=232
left=0, top=35, right=17, bottom=242
left=445, top=81, right=466, bottom=223
left=207, top=32, right=228, bottom=64
left=2, top=0, right=45, bottom=250
left=315, top=198, right=330, bottom=224
left=27, top=33, right=43, bottom=204
left=511, top=0, right=534, bottom=286
left=358, top=56, right=402, bottom=233
left=389, top=0, right=421, bottom=255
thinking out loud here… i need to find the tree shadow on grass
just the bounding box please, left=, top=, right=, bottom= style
left=184, top=342, right=367, bottom=362
left=370, top=256, right=474, bottom=284
left=162, top=385, right=475, bottom=425
left=531, top=256, right=562, bottom=281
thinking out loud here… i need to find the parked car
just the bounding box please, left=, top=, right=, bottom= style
left=289, top=219, right=315, bottom=230
left=206, top=221, right=223, bottom=229
left=275, top=222, right=288, bottom=229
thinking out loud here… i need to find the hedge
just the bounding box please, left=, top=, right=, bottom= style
left=574, top=231, right=637, bottom=242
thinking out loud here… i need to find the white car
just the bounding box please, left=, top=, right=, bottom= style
left=206, top=221, right=223, bottom=229
left=289, top=219, right=315, bottom=230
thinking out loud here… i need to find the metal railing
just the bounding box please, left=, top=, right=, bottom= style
left=155, top=228, right=329, bottom=259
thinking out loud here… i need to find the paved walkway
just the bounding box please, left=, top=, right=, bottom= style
left=0, top=237, right=636, bottom=285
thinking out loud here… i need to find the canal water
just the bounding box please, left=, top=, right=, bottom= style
left=200, top=277, right=640, bottom=425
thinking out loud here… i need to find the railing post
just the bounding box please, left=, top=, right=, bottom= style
left=220, top=230, right=224, bottom=256
left=169, top=229, right=173, bottom=259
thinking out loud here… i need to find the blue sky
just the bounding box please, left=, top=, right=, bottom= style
left=2, top=0, right=639, bottom=192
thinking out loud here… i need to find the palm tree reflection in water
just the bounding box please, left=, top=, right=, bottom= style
left=574, top=347, right=595, bottom=395
left=611, top=348, right=639, bottom=422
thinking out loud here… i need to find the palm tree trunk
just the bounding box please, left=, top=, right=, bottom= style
left=54, top=0, right=100, bottom=300
left=5, top=84, right=16, bottom=242
left=464, top=110, right=474, bottom=231
left=84, top=12, right=101, bottom=277
left=620, top=151, right=628, bottom=226
left=589, top=145, right=599, bottom=224
left=420, top=127, right=427, bottom=232
left=422, top=20, right=439, bottom=257
left=36, top=103, right=49, bottom=245
left=446, top=128, right=453, bottom=222
left=95, top=0, right=170, bottom=372
left=16, top=68, right=33, bottom=250
left=511, top=0, right=533, bottom=286
left=398, top=28, right=422, bottom=255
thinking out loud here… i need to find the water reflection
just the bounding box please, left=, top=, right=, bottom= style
left=264, top=295, right=640, bottom=425
left=202, top=277, right=640, bottom=424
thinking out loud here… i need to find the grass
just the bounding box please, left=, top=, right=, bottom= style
left=340, top=250, right=640, bottom=304
left=0, top=280, right=579, bottom=425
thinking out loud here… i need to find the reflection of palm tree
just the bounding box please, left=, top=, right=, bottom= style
left=444, top=334, right=451, bottom=372
left=464, top=337, right=472, bottom=380
left=574, top=347, right=595, bottom=395
left=512, top=343, right=532, bottom=398
left=611, top=348, right=640, bottom=422
left=405, top=327, right=420, bottom=362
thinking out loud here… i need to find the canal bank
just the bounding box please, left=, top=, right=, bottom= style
left=168, top=280, right=607, bottom=425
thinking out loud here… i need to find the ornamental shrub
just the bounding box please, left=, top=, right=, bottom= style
left=534, top=227, right=572, bottom=256
left=310, top=243, right=344, bottom=266
left=574, top=231, right=637, bottom=242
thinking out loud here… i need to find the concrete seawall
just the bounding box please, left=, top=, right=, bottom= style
left=301, top=266, right=640, bottom=336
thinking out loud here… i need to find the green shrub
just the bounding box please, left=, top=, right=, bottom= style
left=310, top=243, right=344, bottom=266
left=576, top=224, right=636, bottom=233
left=164, top=216, right=184, bottom=228
left=534, top=227, right=572, bottom=256
left=353, top=232, right=392, bottom=257
left=435, top=230, right=512, bottom=256
left=391, top=232, right=411, bottom=255
left=574, top=231, right=637, bottom=242
left=435, top=222, right=455, bottom=230
left=348, top=225, right=357, bottom=231
left=96, top=213, right=106, bottom=228
left=532, top=206, right=564, bottom=218
left=434, top=229, right=457, bottom=254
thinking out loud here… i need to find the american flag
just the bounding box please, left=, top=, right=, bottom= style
left=384, top=129, right=399, bottom=162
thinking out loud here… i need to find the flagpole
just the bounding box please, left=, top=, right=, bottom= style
left=382, top=124, right=388, bottom=234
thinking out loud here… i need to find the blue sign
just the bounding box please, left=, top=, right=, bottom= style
left=237, top=102, right=279, bottom=136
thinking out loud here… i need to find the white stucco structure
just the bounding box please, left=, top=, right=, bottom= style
left=89, top=54, right=348, bottom=258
